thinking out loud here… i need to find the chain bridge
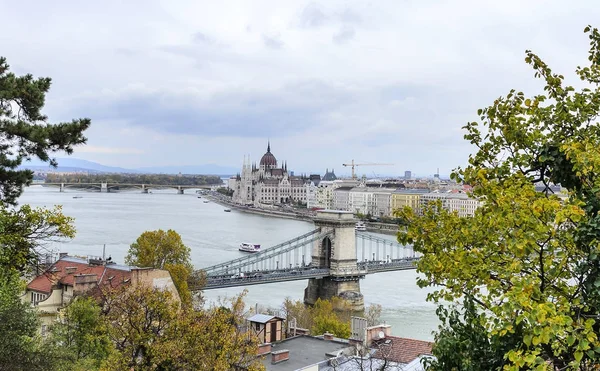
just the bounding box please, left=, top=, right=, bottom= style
left=199, top=210, right=419, bottom=311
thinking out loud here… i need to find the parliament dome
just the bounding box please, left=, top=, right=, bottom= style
left=259, top=142, right=277, bottom=167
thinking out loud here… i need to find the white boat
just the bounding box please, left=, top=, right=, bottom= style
left=239, top=243, right=261, bottom=253
left=203, top=200, right=209, bottom=203
left=355, top=222, right=367, bottom=231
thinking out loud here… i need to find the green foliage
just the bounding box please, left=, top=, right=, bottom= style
left=100, top=285, right=264, bottom=371
left=0, top=272, right=57, bottom=371
left=425, top=296, right=520, bottom=370
left=45, top=173, right=223, bottom=186
left=0, top=57, right=90, bottom=205
left=49, top=297, right=111, bottom=369
left=281, top=297, right=351, bottom=338
left=216, top=187, right=234, bottom=197
left=0, top=204, right=75, bottom=275
left=398, top=26, right=600, bottom=370
left=126, top=229, right=195, bottom=306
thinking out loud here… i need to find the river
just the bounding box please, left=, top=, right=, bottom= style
left=20, top=185, right=439, bottom=341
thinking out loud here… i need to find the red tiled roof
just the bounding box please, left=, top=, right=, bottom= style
left=373, top=336, right=433, bottom=364
left=27, top=258, right=132, bottom=294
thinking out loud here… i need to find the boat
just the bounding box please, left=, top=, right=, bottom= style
left=197, top=196, right=202, bottom=198
left=239, top=243, right=261, bottom=253
left=355, top=222, right=367, bottom=231
left=203, top=200, right=209, bottom=203
left=72, top=196, right=83, bottom=199
left=224, top=209, right=231, bottom=212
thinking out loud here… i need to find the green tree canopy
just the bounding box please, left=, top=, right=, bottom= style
left=0, top=204, right=75, bottom=275
left=0, top=57, right=90, bottom=205
left=398, top=26, right=600, bottom=370
left=0, top=272, right=57, bottom=371
left=126, top=229, right=196, bottom=307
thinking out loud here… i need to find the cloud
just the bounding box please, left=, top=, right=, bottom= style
left=263, top=34, right=284, bottom=49
left=298, top=3, right=329, bottom=28
left=1, top=0, right=599, bottom=175
left=192, top=32, right=213, bottom=44
left=75, top=80, right=356, bottom=138
left=333, top=26, right=355, bottom=44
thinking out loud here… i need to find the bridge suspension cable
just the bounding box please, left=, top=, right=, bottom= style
left=200, top=228, right=330, bottom=276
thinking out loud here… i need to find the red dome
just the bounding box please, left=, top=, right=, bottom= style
left=260, top=142, right=277, bottom=167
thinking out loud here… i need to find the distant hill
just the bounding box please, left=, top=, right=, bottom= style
left=19, top=158, right=238, bottom=175
left=20, top=158, right=139, bottom=174
left=137, top=164, right=238, bottom=176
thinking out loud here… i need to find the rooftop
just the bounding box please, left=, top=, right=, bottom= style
left=248, top=314, right=284, bottom=324
left=262, top=336, right=349, bottom=371
left=27, top=255, right=136, bottom=294
left=373, top=336, right=433, bottom=364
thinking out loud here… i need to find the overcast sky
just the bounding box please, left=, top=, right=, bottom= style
left=1, top=1, right=599, bottom=176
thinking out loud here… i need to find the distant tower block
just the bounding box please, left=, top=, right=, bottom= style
left=304, top=210, right=365, bottom=312
left=404, top=170, right=412, bottom=179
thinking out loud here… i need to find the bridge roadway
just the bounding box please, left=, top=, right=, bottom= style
left=44, top=182, right=214, bottom=193
left=203, top=258, right=419, bottom=289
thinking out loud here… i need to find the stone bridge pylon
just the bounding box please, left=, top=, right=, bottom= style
left=304, top=210, right=365, bottom=311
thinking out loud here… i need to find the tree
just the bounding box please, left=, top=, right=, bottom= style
left=100, top=284, right=180, bottom=370
left=0, top=57, right=90, bottom=205
left=125, top=229, right=195, bottom=306
left=0, top=272, right=57, bottom=371
left=49, top=297, right=112, bottom=369
left=282, top=297, right=351, bottom=338
left=364, top=303, right=383, bottom=327
left=100, top=285, right=264, bottom=371
left=0, top=204, right=75, bottom=275
left=398, top=26, right=600, bottom=369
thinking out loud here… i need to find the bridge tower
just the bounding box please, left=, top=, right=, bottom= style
left=100, top=182, right=108, bottom=193
left=304, top=210, right=364, bottom=312
left=177, top=186, right=184, bottom=194
left=59, top=183, right=65, bottom=192
left=141, top=184, right=148, bottom=194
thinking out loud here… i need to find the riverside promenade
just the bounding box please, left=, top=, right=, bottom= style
left=205, top=192, right=400, bottom=235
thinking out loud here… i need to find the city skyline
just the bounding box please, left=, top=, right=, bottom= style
left=2, top=1, right=599, bottom=176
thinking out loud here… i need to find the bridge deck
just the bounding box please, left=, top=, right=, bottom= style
left=203, top=258, right=419, bottom=289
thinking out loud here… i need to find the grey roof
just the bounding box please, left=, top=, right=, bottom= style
left=248, top=314, right=283, bottom=324
left=60, top=256, right=132, bottom=271
left=262, top=336, right=349, bottom=371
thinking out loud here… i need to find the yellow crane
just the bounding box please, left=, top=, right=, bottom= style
left=342, top=160, right=394, bottom=179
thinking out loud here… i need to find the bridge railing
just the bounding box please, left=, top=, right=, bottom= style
left=204, top=267, right=331, bottom=289
left=355, top=232, right=417, bottom=262
left=201, top=228, right=328, bottom=276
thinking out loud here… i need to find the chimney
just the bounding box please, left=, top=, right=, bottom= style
left=323, top=332, right=334, bottom=341
left=59, top=252, right=68, bottom=259
left=271, top=349, right=289, bottom=364
left=258, top=343, right=271, bottom=355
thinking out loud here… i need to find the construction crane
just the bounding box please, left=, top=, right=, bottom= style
left=342, top=160, right=394, bottom=180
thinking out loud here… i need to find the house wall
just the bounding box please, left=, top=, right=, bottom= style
left=132, top=268, right=181, bottom=303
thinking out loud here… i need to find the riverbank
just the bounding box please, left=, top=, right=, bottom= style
left=205, top=193, right=400, bottom=235
left=205, top=194, right=314, bottom=222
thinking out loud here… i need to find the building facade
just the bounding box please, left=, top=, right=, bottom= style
left=391, top=189, right=430, bottom=214
left=419, top=191, right=482, bottom=217
left=23, top=255, right=179, bottom=331
left=231, top=143, right=312, bottom=206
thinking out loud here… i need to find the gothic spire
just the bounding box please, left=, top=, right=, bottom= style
left=267, top=140, right=271, bottom=153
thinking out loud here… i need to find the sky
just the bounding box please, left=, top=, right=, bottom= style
left=1, top=1, right=599, bottom=177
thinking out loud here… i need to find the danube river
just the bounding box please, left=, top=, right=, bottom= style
left=20, top=185, right=439, bottom=341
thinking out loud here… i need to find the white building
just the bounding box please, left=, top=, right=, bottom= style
left=420, top=191, right=481, bottom=217
left=372, top=188, right=395, bottom=217
left=230, top=143, right=311, bottom=206
left=333, top=186, right=353, bottom=211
